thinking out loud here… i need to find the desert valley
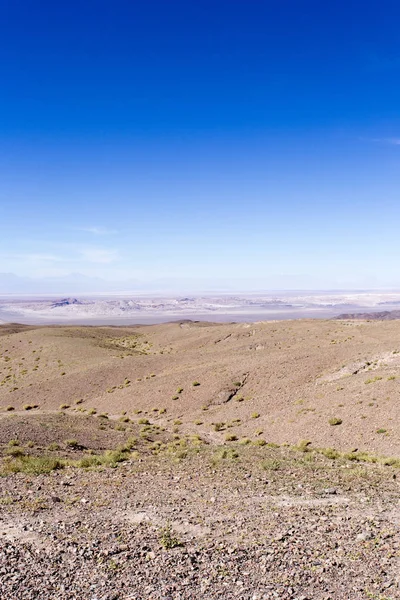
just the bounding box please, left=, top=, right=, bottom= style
left=1, top=315, right=399, bottom=599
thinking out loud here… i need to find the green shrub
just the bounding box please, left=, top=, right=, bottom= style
left=5, top=446, right=25, bottom=457
left=159, top=524, right=182, bottom=549
left=297, top=439, right=312, bottom=452
left=319, top=447, right=339, bottom=460
left=239, top=437, right=251, bottom=445
left=213, top=422, right=225, bottom=432
left=47, top=443, right=60, bottom=451
left=64, top=439, right=79, bottom=449
left=2, top=456, right=64, bottom=475
left=261, top=459, right=281, bottom=471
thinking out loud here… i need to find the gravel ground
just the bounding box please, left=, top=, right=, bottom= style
left=1, top=446, right=399, bottom=600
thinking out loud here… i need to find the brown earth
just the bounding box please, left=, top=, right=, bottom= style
left=1, top=318, right=399, bottom=456
left=1, top=319, right=400, bottom=599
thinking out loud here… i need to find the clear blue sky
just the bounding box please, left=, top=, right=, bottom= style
left=1, top=1, right=400, bottom=290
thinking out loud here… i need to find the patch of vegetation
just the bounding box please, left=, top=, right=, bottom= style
left=261, top=458, right=281, bottom=471
left=296, top=439, right=312, bottom=452
left=192, top=381, right=200, bottom=387
left=328, top=417, right=343, bottom=426
left=6, top=447, right=25, bottom=458
left=364, top=376, right=383, bottom=384
left=159, top=524, right=182, bottom=549
left=318, top=447, right=340, bottom=460
left=64, top=439, right=79, bottom=449
left=1, top=456, right=65, bottom=475
left=47, top=443, right=60, bottom=451
left=213, top=422, right=225, bottom=432
left=214, top=447, right=239, bottom=461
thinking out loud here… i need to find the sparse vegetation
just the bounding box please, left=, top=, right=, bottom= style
left=261, top=458, right=281, bottom=471
left=213, top=422, right=225, bottom=432
left=365, top=376, right=383, bottom=384
left=64, top=439, right=79, bottom=449
left=159, top=524, right=182, bottom=549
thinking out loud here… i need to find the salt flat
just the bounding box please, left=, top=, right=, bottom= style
left=2, top=290, right=400, bottom=324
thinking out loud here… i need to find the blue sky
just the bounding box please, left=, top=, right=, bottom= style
left=1, top=1, right=400, bottom=290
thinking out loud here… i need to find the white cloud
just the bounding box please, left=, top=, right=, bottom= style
left=76, top=226, right=118, bottom=235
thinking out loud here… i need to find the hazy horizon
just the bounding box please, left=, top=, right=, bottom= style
left=3, top=270, right=400, bottom=296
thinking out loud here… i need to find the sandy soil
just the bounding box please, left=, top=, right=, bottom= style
left=1, top=319, right=399, bottom=456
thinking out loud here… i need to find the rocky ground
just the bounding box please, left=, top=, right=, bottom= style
left=1, top=320, right=400, bottom=599
left=1, top=443, right=400, bottom=600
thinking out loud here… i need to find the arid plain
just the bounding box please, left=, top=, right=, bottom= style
left=1, top=318, right=400, bottom=599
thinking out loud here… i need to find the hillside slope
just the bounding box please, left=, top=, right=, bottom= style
left=1, top=318, right=400, bottom=457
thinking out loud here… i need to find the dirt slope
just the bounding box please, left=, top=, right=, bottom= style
left=1, top=318, right=399, bottom=457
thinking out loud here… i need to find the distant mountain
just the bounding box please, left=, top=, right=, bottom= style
left=334, top=310, right=400, bottom=320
